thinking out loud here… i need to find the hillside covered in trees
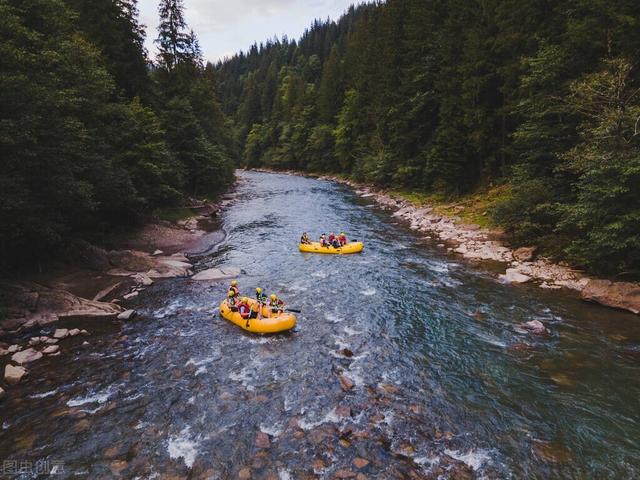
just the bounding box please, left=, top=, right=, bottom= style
left=216, top=0, right=640, bottom=277
left=0, top=0, right=234, bottom=270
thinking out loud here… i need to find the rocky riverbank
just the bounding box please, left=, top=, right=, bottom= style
left=254, top=168, right=640, bottom=316
left=0, top=187, right=241, bottom=390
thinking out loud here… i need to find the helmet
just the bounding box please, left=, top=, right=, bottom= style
left=241, top=297, right=249, bottom=303
left=227, top=290, right=234, bottom=297
left=231, top=280, right=238, bottom=286
left=340, top=232, right=345, bottom=235
left=270, top=294, right=277, bottom=300
left=256, top=287, right=262, bottom=294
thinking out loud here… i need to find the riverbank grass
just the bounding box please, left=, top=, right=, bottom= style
left=152, top=207, right=195, bottom=223
left=389, top=184, right=511, bottom=229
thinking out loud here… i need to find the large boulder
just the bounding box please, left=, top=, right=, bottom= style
left=581, top=279, right=640, bottom=314
left=191, top=267, right=242, bottom=281
left=499, top=268, right=532, bottom=284
left=11, top=348, right=43, bottom=365
left=513, top=246, right=537, bottom=262
left=4, top=365, right=27, bottom=384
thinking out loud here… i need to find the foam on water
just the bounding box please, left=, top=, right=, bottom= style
left=298, top=407, right=343, bottom=430
left=167, top=427, right=199, bottom=468
left=228, top=366, right=256, bottom=391
left=444, top=449, right=491, bottom=471
left=343, top=326, right=362, bottom=336
left=67, top=384, right=119, bottom=407
left=29, top=389, right=58, bottom=399
left=311, top=271, right=328, bottom=279
left=360, top=288, right=377, bottom=296
left=325, top=312, right=344, bottom=323
left=278, top=470, right=292, bottom=480
left=260, top=422, right=284, bottom=437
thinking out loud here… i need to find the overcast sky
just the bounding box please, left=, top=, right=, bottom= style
left=138, top=0, right=361, bottom=64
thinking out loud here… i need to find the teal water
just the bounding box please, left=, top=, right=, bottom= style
left=1, top=171, right=639, bottom=479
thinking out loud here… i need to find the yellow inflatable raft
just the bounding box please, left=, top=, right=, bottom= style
left=219, top=298, right=296, bottom=334
left=298, top=241, right=364, bottom=254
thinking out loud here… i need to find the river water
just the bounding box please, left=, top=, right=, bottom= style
left=2, top=171, right=640, bottom=479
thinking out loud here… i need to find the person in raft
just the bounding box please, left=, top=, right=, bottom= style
left=300, top=232, right=311, bottom=244
left=320, top=233, right=328, bottom=247
left=237, top=297, right=251, bottom=319
left=254, top=287, right=268, bottom=319
left=227, top=290, right=238, bottom=311
left=338, top=232, right=347, bottom=246
left=268, top=294, right=285, bottom=313
left=328, top=232, right=336, bottom=244
left=229, top=279, right=239, bottom=297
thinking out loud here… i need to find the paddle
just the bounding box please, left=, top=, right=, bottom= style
left=284, top=307, right=302, bottom=313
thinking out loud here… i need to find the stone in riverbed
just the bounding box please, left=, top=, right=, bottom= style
left=11, top=348, right=43, bottom=365
left=5, top=364, right=27, bottom=384
left=123, top=291, right=139, bottom=300
left=69, top=328, right=81, bottom=336
left=339, top=374, right=355, bottom=391
left=255, top=431, right=270, bottom=448
left=514, top=246, right=537, bottom=262
left=43, top=345, right=59, bottom=354
left=499, top=268, right=531, bottom=284
left=152, top=249, right=164, bottom=256
left=352, top=458, right=369, bottom=469
left=53, top=328, right=69, bottom=339
left=581, top=279, right=640, bottom=315
left=191, top=267, right=242, bottom=281
left=117, top=309, right=137, bottom=320
left=0, top=387, right=5, bottom=400
left=8, top=344, right=21, bottom=353
left=516, top=319, right=548, bottom=335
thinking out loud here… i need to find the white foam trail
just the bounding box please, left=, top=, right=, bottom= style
left=325, top=312, right=344, bottom=323
left=167, top=427, right=199, bottom=468
left=360, top=288, right=376, bottom=296
left=29, top=389, right=58, bottom=399
left=343, top=326, right=362, bottom=336
left=228, top=366, right=256, bottom=391
left=444, top=449, right=490, bottom=471
left=67, top=384, right=118, bottom=407
left=311, top=271, right=328, bottom=279
left=278, top=470, right=292, bottom=480
left=298, top=407, right=343, bottom=430
left=260, top=422, right=284, bottom=437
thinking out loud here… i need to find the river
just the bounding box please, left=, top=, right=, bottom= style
left=2, top=170, right=640, bottom=479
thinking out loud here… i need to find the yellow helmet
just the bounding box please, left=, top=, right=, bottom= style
left=227, top=290, right=234, bottom=297
left=340, top=232, right=345, bottom=235
left=270, top=294, right=277, bottom=300
left=231, top=280, right=238, bottom=286
left=256, top=287, right=262, bottom=294
left=241, top=297, right=249, bottom=303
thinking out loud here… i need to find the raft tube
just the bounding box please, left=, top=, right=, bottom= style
left=219, top=298, right=296, bottom=334
left=298, top=241, right=364, bottom=254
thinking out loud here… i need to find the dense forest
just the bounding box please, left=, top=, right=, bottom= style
left=0, top=0, right=234, bottom=270
left=216, top=0, right=640, bottom=277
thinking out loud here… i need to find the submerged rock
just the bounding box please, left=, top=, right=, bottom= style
left=43, top=345, right=59, bottom=355
left=339, top=374, right=355, bottom=391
